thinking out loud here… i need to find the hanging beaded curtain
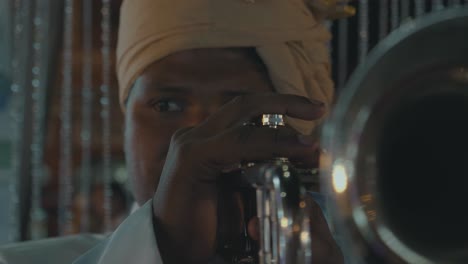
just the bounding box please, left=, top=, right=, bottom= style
left=7, top=0, right=53, bottom=242
left=7, top=0, right=27, bottom=242
left=7, top=0, right=125, bottom=241
left=55, top=0, right=122, bottom=236
left=57, top=0, right=75, bottom=236
left=5, top=0, right=467, bottom=242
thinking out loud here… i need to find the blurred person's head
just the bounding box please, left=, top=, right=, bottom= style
left=117, top=0, right=334, bottom=205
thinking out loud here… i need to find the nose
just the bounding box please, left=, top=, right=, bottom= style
left=185, top=103, right=221, bottom=127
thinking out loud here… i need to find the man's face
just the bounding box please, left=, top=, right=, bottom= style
left=124, top=48, right=273, bottom=205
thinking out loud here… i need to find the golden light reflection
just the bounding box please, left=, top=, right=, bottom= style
left=281, top=217, right=289, bottom=228
left=360, top=194, right=373, bottom=203
left=300, top=231, right=309, bottom=244
left=293, top=224, right=300, bottom=232
left=299, top=201, right=306, bottom=208
left=367, top=210, right=377, bottom=221
left=332, top=164, right=348, bottom=193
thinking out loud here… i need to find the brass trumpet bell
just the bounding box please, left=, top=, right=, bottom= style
left=322, top=8, right=468, bottom=264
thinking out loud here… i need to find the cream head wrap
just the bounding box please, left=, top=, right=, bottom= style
left=117, top=0, right=353, bottom=134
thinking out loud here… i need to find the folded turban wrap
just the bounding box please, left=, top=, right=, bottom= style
left=117, top=0, right=338, bottom=135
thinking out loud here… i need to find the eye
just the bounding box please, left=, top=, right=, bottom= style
left=152, top=99, right=184, bottom=112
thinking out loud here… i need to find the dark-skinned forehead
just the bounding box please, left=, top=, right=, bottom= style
left=125, top=47, right=273, bottom=106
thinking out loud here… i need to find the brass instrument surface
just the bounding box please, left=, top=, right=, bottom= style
left=322, top=8, right=468, bottom=264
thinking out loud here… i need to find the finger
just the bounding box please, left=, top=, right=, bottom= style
left=199, top=126, right=320, bottom=169
left=198, top=93, right=326, bottom=133
left=289, top=135, right=321, bottom=168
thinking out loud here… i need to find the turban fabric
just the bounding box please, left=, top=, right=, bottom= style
left=117, top=0, right=337, bottom=135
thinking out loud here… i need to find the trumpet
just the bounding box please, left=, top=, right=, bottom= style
left=321, top=7, right=468, bottom=264
left=243, top=114, right=315, bottom=264
left=221, top=7, right=468, bottom=264
left=217, top=114, right=317, bottom=264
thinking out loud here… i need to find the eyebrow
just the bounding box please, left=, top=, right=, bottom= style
left=151, top=84, right=254, bottom=96
left=222, top=90, right=251, bottom=97
left=151, top=85, right=189, bottom=93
